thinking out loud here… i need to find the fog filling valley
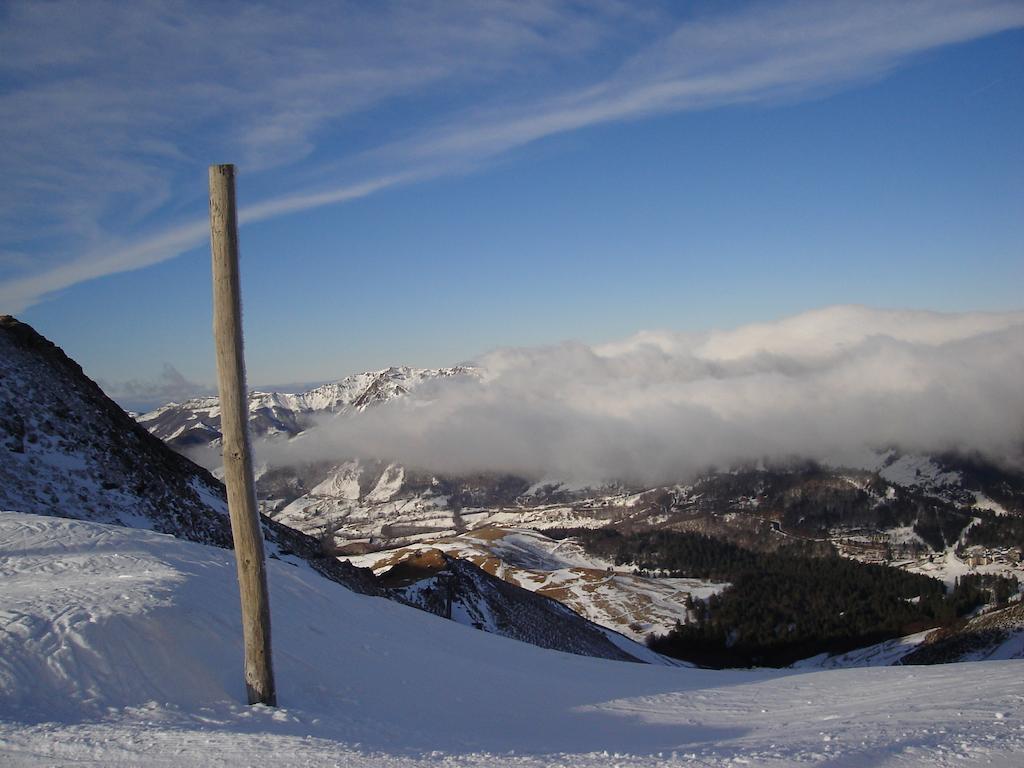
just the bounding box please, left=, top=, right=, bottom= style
left=228, top=306, right=1024, bottom=486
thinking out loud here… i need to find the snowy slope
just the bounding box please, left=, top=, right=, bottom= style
left=793, top=600, right=1024, bottom=670
left=792, top=631, right=938, bottom=670
left=2, top=510, right=1023, bottom=768
left=899, top=600, right=1024, bottom=665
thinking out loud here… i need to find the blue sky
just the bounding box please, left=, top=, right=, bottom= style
left=2, top=0, right=1022, bottom=409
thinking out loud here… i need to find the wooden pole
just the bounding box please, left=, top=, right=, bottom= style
left=208, top=163, right=276, bottom=707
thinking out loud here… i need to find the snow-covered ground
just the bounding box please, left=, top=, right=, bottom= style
left=2, top=510, right=1022, bottom=767
left=792, top=631, right=936, bottom=669
left=824, top=450, right=962, bottom=492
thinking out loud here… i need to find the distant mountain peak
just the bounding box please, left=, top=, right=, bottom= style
left=139, top=364, right=480, bottom=448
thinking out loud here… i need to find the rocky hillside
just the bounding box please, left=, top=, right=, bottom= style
left=349, top=527, right=725, bottom=642
left=0, top=315, right=232, bottom=547
left=380, top=548, right=670, bottom=664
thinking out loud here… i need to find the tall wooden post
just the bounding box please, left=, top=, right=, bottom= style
left=208, top=163, right=276, bottom=706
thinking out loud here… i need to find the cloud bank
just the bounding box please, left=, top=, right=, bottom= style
left=259, top=306, right=1024, bottom=485
left=3, top=0, right=1023, bottom=311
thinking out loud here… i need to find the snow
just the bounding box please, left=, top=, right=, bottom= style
left=973, top=492, right=1009, bottom=517
left=879, top=454, right=961, bottom=489
left=143, top=367, right=481, bottom=450
left=136, top=401, right=183, bottom=422
left=792, top=630, right=935, bottom=669
left=188, top=477, right=229, bottom=516
left=364, top=463, right=405, bottom=503
left=888, top=517, right=1024, bottom=590
left=824, top=449, right=963, bottom=491
left=309, top=461, right=363, bottom=500
left=887, top=525, right=926, bottom=547
left=3, top=510, right=1022, bottom=767
left=898, top=547, right=974, bottom=591
left=970, top=630, right=1024, bottom=661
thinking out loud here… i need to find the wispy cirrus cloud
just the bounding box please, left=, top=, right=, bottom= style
left=2, top=0, right=1022, bottom=313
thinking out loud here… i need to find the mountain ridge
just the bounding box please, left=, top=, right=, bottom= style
left=133, top=347, right=1024, bottom=649
left=0, top=316, right=656, bottom=662
left=139, top=364, right=479, bottom=447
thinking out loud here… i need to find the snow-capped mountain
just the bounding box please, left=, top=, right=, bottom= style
left=139, top=365, right=477, bottom=447
left=135, top=360, right=1024, bottom=566
left=274, top=456, right=1024, bottom=645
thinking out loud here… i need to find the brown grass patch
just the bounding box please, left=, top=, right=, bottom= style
left=377, top=548, right=448, bottom=587
left=464, top=526, right=511, bottom=541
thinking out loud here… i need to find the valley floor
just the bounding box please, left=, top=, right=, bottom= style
left=2, top=511, right=1022, bottom=767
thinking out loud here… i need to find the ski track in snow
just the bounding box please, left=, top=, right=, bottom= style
left=2, top=511, right=1023, bottom=767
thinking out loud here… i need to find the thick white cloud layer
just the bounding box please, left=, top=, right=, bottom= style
left=260, top=306, right=1024, bottom=484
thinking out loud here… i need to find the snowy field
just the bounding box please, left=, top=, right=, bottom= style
left=1, top=511, right=1022, bottom=767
